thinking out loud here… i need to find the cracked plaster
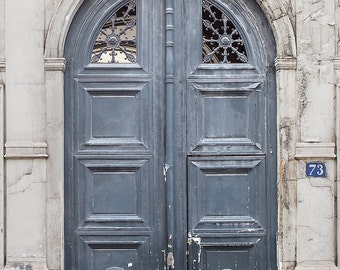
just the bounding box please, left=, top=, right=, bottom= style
left=6, top=159, right=47, bottom=260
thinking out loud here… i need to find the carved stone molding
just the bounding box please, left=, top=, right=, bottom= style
left=275, top=57, right=297, bottom=71
left=295, top=261, right=337, bottom=270
left=0, top=59, right=5, bottom=72
left=5, top=142, right=48, bottom=159
left=44, top=58, right=66, bottom=72
left=4, top=261, right=48, bottom=270
left=295, top=142, right=336, bottom=159
left=334, top=57, right=340, bottom=70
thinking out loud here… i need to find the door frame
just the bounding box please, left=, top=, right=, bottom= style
left=44, top=0, right=297, bottom=268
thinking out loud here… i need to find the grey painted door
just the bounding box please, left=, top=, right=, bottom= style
left=64, top=0, right=277, bottom=269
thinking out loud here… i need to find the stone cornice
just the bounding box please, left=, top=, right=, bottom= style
left=0, top=59, right=5, bottom=72
left=5, top=141, right=48, bottom=159
left=44, top=58, right=66, bottom=72
left=295, top=142, right=336, bottom=159
left=275, top=57, right=297, bottom=71
left=334, top=57, right=340, bottom=70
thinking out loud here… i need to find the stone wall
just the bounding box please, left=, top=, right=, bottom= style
left=0, top=0, right=339, bottom=269
left=295, top=0, right=337, bottom=269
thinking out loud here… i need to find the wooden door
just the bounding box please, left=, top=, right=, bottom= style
left=64, top=0, right=277, bottom=269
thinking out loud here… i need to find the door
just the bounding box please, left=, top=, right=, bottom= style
left=64, top=0, right=277, bottom=269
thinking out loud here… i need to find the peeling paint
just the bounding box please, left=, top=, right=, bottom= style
left=298, top=72, right=310, bottom=118
left=279, top=116, right=294, bottom=153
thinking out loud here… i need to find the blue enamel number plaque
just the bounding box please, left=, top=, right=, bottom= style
left=306, top=163, right=326, bottom=177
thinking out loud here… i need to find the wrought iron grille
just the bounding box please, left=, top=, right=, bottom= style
left=91, top=0, right=137, bottom=64
left=202, top=0, right=248, bottom=64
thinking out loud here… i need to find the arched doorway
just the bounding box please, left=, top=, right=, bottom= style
left=64, top=0, right=277, bottom=268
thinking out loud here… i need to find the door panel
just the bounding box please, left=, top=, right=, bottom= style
left=76, top=158, right=153, bottom=226
left=182, top=0, right=276, bottom=269
left=188, top=157, right=265, bottom=226
left=75, top=81, right=153, bottom=153
left=187, top=81, right=264, bottom=154
left=187, top=157, right=267, bottom=269
left=65, top=1, right=166, bottom=269
left=65, top=0, right=277, bottom=269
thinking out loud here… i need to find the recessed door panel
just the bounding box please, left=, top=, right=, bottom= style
left=76, top=81, right=152, bottom=153
left=187, top=82, right=263, bottom=154
left=78, top=235, right=150, bottom=270
left=188, top=157, right=265, bottom=232
left=76, top=158, right=152, bottom=226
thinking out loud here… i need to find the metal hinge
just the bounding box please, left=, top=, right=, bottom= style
left=167, top=252, right=174, bottom=270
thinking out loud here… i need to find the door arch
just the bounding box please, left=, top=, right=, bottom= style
left=64, top=0, right=277, bottom=269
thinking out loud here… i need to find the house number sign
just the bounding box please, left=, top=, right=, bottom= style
left=306, top=162, right=326, bottom=177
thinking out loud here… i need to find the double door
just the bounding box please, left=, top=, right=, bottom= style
left=64, top=0, right=277, bottom=269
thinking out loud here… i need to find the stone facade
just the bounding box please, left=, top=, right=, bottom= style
left=0, top=0, right=339, bottom=269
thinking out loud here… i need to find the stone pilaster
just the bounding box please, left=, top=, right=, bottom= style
left=45, top=58, right=65, bottom=270
left=295, top=0, right=337, bottom=268
left=0, top=0, right=5, bottom=268
left=335, top=57, right=340, bottom=270
left=4, top=0, right=48, bottom=268
left=276, top=57, right=298, bottom=270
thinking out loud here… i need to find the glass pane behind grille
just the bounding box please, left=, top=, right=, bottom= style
left=202, top=0, right=248, bottom=64
left=91, top=0, right=137, bottom=64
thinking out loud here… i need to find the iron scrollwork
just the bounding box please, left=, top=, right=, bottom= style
left=91, top=0, right=137, bottom=64
left=202, top=0, right=248, bottom=64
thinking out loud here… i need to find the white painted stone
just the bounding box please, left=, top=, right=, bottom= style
left=294, top=1, right=337, bottom=268
left=276, top=58, right=299, bottom=268
left=5, top=142, right=48, bottom=159
left=296, top=0, right=336, bottom=143
left=5, top=84, right=45, bottom=142
left=45, top=58, right=65, bottom=270
left=295, top=261, right=337, bottom=270
left=4, top=261, right=48, bottom=270
left=336, top=59, right=340, bottom=270
left=4, top=0, right=47, bottom=268
left=0, top=85, right=5, bottom=269
left=295, top=142, right=336, bottom=159
left=279, top=179, right=297, bottom=266
left=0, top=1, right=5, bottom=268
left=45, top=0, right=85, bottom=58
left=5, top=0, right=44, bottom=85
left=296, top=160, right=336, bottom=264
left=6, top=159, right=46, bottom=259
left=0, top=0, right=4, bottom=60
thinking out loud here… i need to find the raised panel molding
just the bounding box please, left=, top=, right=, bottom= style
left=75, top=81, right=152, bottom=154
left=187, top=82, right=265, bottom=154
left=75, top=157, right=153, bottom=227
left=188, top=157, right=266, bottom=234
left=4, top=141, right=48, bottom=159
left=79, top=235, right=150, bottom=270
